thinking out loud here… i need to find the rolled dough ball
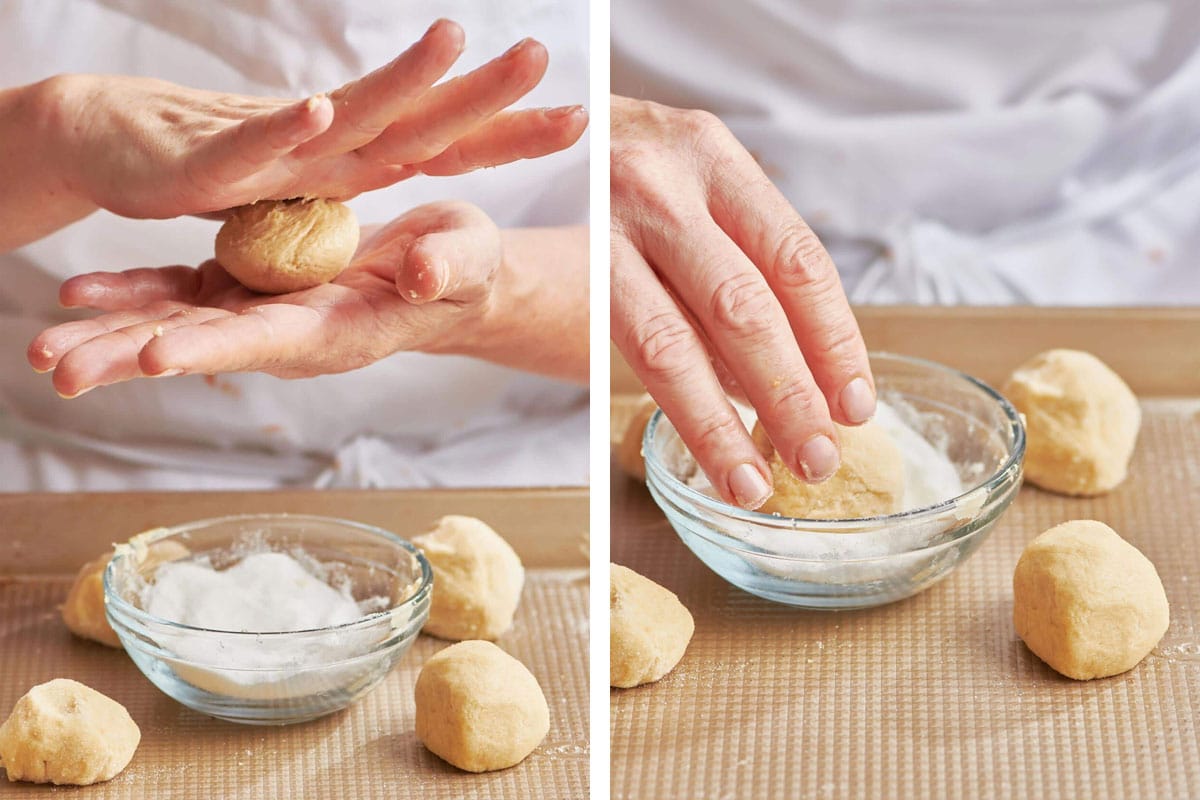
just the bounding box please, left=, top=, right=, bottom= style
left=215, top=198, right=359, bottom=294
left=61, top=540, right=190, bottom=649
left=614, top=393, right=659, bottom=481
left=61, top=552, right=122, bottom=648
left=753, top=420, right=905, bottom=519
left=610, top=564, right=694, bottom=688
left=1013, top=520, right=1169, bottom=680
left=413, top=516, right=524, bottom=641
left=0, top=679, right=140, bottom=785
left=414, top=640, right=549, bottom=772
left=1002, top=349, right=1140, bottom=496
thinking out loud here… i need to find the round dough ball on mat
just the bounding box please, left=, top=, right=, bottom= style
left=610, top=564, right=694, bottom=688
left=413, top=515, right=524, bottom=641
left=753, top=419, right=905, bottom=519
left=1013, top=520, right=1169, bottom=680
left=215, top=198, right=359, bottom=294
left=1002, top=349, right=1140, bottom=496
left=61, top=552, right=122, bottom=648
left=614, top=393, right=658, bottom=481
left=0, top=679, right=140, bottom=785
left=61, top=540, right=190, bottom=648
left=414, top=640, right=549, bottom=772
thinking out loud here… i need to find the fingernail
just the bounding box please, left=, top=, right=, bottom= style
left=57, top=386, right=95, bottom=400
left=798, top=435, right=839, bottom=482
left=545, top=105, right=584, bottom=119
left=505, top=37, right=534, bottom=56
left=302, top=94, right=325, bottom=113
left=729, top=463, right=771, bottom=510
left=840, top=377, right=876, bottom=424
left=152, top=368, right=184, bottom=378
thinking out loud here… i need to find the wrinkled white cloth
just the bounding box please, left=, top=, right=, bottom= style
left=0, top=0, right=588, bottom=491
left=613, top=0, right=1200, bottom=305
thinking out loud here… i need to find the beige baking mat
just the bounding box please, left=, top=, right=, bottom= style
left=0, top=492, right=588, bottom=799
left=611, top=399, right=1200, bottom=800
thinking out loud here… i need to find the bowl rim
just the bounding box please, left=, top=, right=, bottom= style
left=104, top=512, right=433, bottom=638
left=643, top=351, right=1026, bottom=533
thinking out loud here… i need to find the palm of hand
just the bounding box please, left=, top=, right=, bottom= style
left=30, top=202, right=500, bottom=396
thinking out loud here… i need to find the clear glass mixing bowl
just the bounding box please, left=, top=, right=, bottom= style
left=105, top=514, right=431, bottom=724
left=644, top=353, right=1025, bottom=609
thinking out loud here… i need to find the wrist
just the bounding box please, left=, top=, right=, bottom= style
left=25, top=74, right=93, bottom=207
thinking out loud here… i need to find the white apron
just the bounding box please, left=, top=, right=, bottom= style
left=0, top=0, right=589, bottom=490
left=613, top=0, right=1200, bottom=305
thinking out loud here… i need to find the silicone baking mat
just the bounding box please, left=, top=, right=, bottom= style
left=0, top=489, right=589, bottom=799
left=611, top=324, right=1200, bottom=799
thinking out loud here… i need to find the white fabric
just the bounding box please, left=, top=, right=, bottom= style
left=0, top=0, right=588, bottom=491
left=612, top=0, right=1200, bottom=305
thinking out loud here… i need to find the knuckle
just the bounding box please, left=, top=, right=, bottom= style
left=771, top=222, right=838, bottom=292
left=680, top=108, right=724, bottom=141
left=630, top=312, right=697, bottom=383
left=690, top=409, right=745, bottom=455
left=768, top=380, right=823, bottom=424
left=708, top=273, right=776, bottom=339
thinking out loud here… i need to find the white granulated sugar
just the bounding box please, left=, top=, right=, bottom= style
left=146, top=551, right=361, bottom=632
left=672, top=400, right=962, bottom=514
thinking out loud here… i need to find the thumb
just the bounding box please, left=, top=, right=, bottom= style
left=392, top=202, right=501, bottom=305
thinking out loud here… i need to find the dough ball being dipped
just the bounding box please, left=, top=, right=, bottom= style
left=1013, top=520, right=1168, bottom=680
left=1002, top=349, right=1140, bottom=496
left=413, top=516, right=524, bottom=641
left=61, top=540, right=190, bottom=648
left=610, top=564, right=694, bottom=688
left=753, top=420, right=905, bottom=519
left=215, top=198, right=359, bottom=294
left=414, top=640, right=549, bottom=772
left=614, top=393, right=659, bottom=481
left=0, top=679, right=140, bottom=785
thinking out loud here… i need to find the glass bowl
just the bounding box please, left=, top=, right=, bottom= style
left=644, top=353, right=1025, bottom=609
left=104, top=514, right=431, bottom=725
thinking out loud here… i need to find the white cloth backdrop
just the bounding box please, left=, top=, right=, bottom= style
left=0, top=0, right=589, bottom=491
left=613, top=0, right=1200, bottom=306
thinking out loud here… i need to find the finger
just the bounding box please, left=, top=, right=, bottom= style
left=414, top=105, right=587, bottom=176
left=707, top=154, right=875, bottom=426
left=292, top=18, right=465, bottom=158
left=28, top=302, right=192, bottom=372
left=612, top=237, right=772, bottom=510
left=61, top=266, right=201, bottom=311
left=52, top=308, right=232, bottom=397
left=185, top=94, right=334, bottom=193
left=138, top=304, right=325, bottom=377
left=355, top=38, right=548, bottom=165
left=60, top=262, right=239, bottom=311
left=380, top=202, right=499, bottom=304
left=644, top=216, right=841, bottom=483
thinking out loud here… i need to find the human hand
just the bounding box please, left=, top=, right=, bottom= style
left=37, top=19, right=586, bottom=221
left=28, top=201, right=504, bottom=396
left=610, top=95, right=874, bottom=510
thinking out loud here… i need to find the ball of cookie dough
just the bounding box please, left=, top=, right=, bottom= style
left=61, top=552, right=122, bottom=648
left=414, top=640, right=549, bottom=772
left=1002, top=349, right=1140, bottom=496
left=0, top=679, right=140, bottom=785
left=610, top=564, right=694, bottom=688
left=1013, top=520, right=1169, bottom=680
left=753, top=420, right=905, bottom=519
left=61, top=540, right=190, bottom=648
left=215, top=198, right=359, bottom=294
left=413, top=516, right=524, bottom=641
left=614, top=394, right=659, bottom=481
